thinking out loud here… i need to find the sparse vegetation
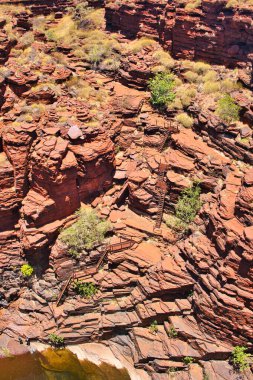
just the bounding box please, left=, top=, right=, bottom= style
left=165, top=214, right=187, bottom=233
left=128, top=37, right=156, bottom=54
left=230, top=346, right=251, bottom=372
left=0, top=347, right=14, bottom=358
left=60, top=209, right=111, bottom=257
left=220, top=78, right=239, bottom=93
left=152, top=49, right=175, bottom=72
left=21, top=264, right=34, bottom=278
left=48, top=333, right=64, bottom=347
left=173, top=85, right=196, bottom=109
left=175, top=113, right=194, bottom=128
left=46, top=15, right=75, bottom=42
left=216, top=94, right=241, bottom=123
left=226, top=0, right=253, bottom=8
left=192, top=61, right=210, bottom=75
left=72, top=280, right=98, bottom=298
left=149, top=320, right=159, bottom=334
left=202, top=81, right=220, bottom=94
left=167, top=326, right=178, bottom=338
left=183, top=70, right=199, bottom=83
left=185, top=0, right=202, bottom=10
left=176, top=183, right=202, bottom=224
left=148, top=72, right=176, bottom=109
left=183, top=356, right=194, bottom=365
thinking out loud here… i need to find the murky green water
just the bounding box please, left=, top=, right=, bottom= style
left=0, top=348, right=131, bottom=380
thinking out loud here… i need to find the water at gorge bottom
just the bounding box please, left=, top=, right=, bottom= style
left=0, top=347, right=131, bottom=380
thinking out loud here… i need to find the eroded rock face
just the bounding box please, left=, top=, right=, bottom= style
left=105, top=0, right=253, bottom=80
left=179, top=166, right=253, bottom=345
left=0, top=3, right=252, bottom=379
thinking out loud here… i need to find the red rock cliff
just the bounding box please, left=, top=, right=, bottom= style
left=105, top=0, right=253, bottom=76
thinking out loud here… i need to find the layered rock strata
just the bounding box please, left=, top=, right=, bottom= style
left=0, top=3, right=252, bottom=379
left=105, top=0, right=253, bottom=79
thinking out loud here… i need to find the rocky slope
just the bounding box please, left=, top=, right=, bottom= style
left=0, top=2, right=252, bottom=380
left=105, top=0, right=253, bottom=82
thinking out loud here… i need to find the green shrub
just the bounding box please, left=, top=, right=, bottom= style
left=216, top=94, right=241, bottom=123
left=21, top=264, right=34, bottom=278
left=72, top=280, right=98, bottom=298
left=167, top=326, right=178, bottom=338
left=48, top=333, right=64, bottom=347
left=183, top=356, right=194, bottom=365
left=231, top=346, right=251, bottom=372
left=176, top=183, right=202, bottom=224
left=148, top=72, right=175, bottom=108
left=60, top=209, right=110, bottom=257
left=149, top=320, right=158, bottom=334
left=175, top=113, right=194, bottom=128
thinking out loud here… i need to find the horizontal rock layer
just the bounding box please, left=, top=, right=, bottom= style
left=105, top=0, right=253, bottom=77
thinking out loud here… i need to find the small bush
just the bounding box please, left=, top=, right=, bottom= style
left=148, top=72, right=175, bottom=109
left=203, top=70, right=217, bottom=82
left=185, top=0, right=201, bottom=10
left=167, top=326, right=178, bottom=338
left=149, top=320, right=158, bottom=334
left=66, top=76, right=92, bottom=100
left=176, top=85, right=196, bottom=107
left=73, top=280, right=98, bottom=298
left=128, top=37, right=156, bottom=54
left=46, top=15, right=75, bottom=43
left=192, top=61, right=210, bottom=75
left=216, top=94, right=241, bottom=123
left=202, top=81, right=220, bottom=94
left=100, top=57, right=121, bottom=72
left=18, top=32, right=34, bottom=49
left=81, top=8, right=104, bottom=29
left=176, top=183, right=202, bottom=224
left=175, top=113, right=194, bottom=128
left=165, top=214, right=187, bottom=232
left=220, top=78, right=239, bottom=93
left=21, top=264, right=34, bottom=278
left=60, top=209, right=110, bottom=257
left=81, top=30, right=121, bottom=70
left=87, top=44, right=109, bottom=67
left=152, top=49, right=175, bottom=71
left=48, top=333, right=64, bottom=347
left=168, top=98, right=183, bottom=111
left=183, top=356, right=194, bottom=365
left=183, top=70, right=198, bottom=83
left=225, top=0, right=253, bottom=8
left=231, top=346, right=251, bottom=372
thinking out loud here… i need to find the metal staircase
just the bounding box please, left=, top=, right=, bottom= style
left=158, top=122, right=179, bottom=153
left=55, top=237, right=136, bottom=306
left=154, top=162, right=168, bottom=230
